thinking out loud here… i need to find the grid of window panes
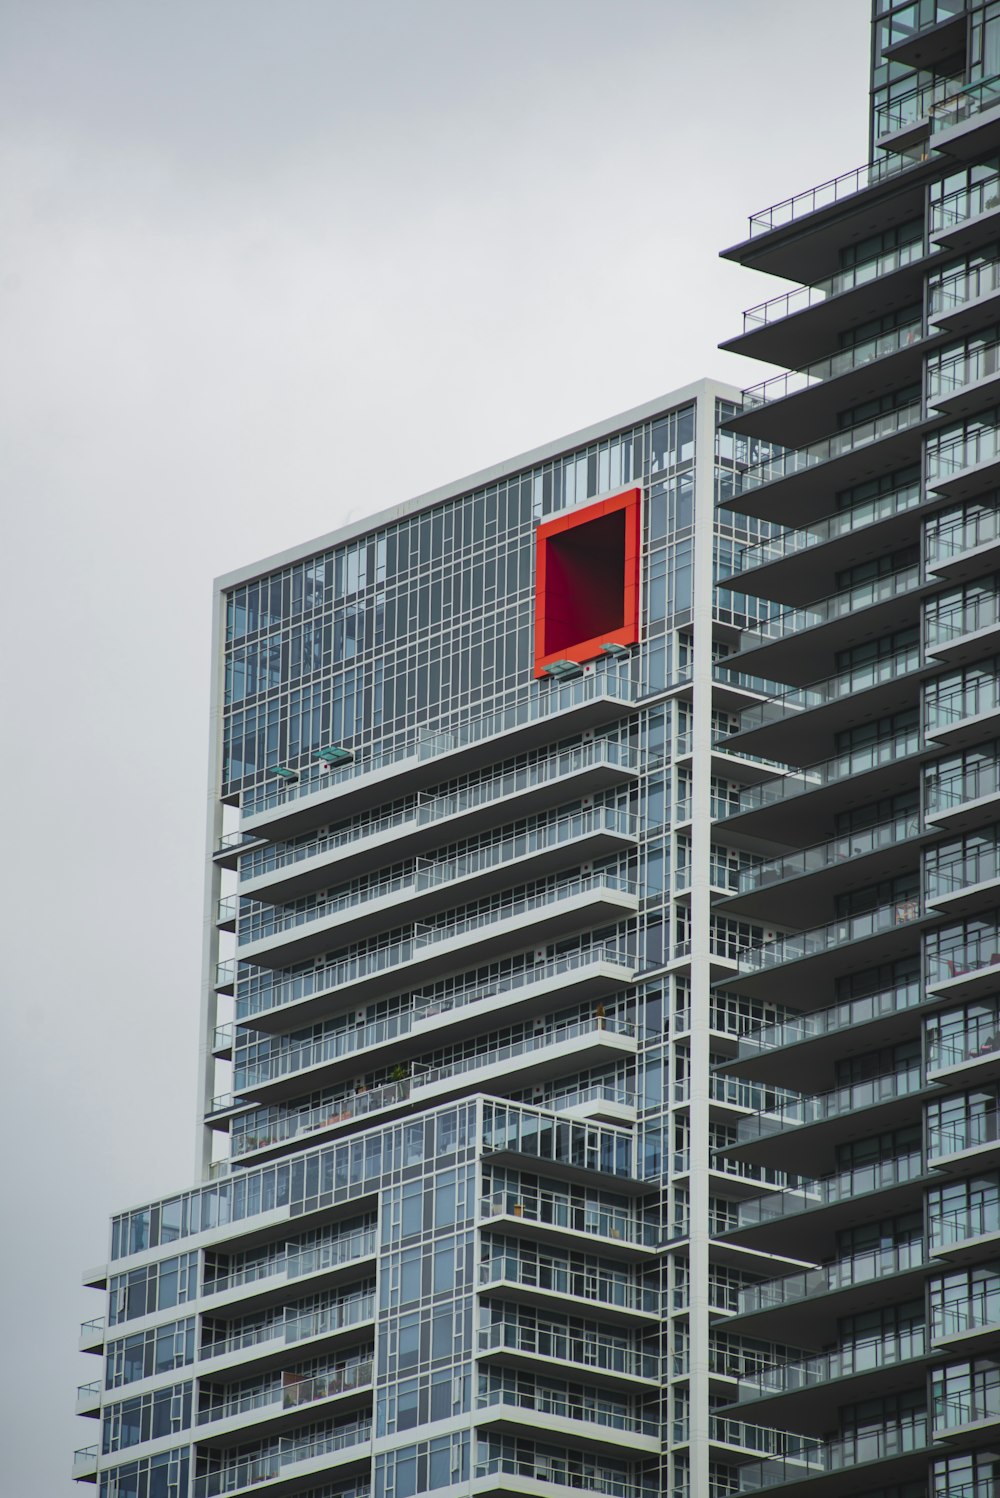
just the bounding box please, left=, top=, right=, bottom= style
left=222, top=405, right=697, bottom=799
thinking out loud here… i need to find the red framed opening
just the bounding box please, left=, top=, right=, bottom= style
left=534, top=487, right=641, bottom=678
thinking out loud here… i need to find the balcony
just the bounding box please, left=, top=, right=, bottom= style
left=472, top=1457, right=646, bottom=1498
left=732, top=322, right=926, bottom=448
left=926, top=752, right=1000, bottom=833
left=729, top=404, right=925, bottom=526
left=78, top=1317, right=104, bottom=1354
left=234, top=873, right=638, bottom=1030
left=725, top=1151, right=928, bottom=1261
left=931, top=1291, right=1000, bottom=1350
left=875, top=74, right=963, bottom=153
left=73, top=1446, right=98, bottom=1482
left=478, top=1191, right=660, bottom=1259
left=731, top=1240, right=926, bottom=1344
left=929, top=338, right=1000, bottom=420
left=75, top=1381, right=101, bottom=1417
left=931, top=174, right=1000, bottom=256
left=930, top=74, right=1000, bottom=161
left=192, top=1420, right=372, bottom=1497
left=231, top=1077, right=411, bottom=1158
left=202, top=1225, right=378, bottom=1301
left=234, top=1014, right=415, bottom=1100
left=196, top=1358, right=374, bottom=1434
left=721, top=813, right=922, bottom=926
left=477, top=1321, right=659, bottom=1389
left=724, top=900, right=925, bottom=1005
left=926, top=926, right=1000, bottom=999
left=926, top=502, right=1000, bottom=584
left=730, top=564, right=923, bottom=683
left=721, top=648, right=925, bottom=766
left=238, top=740, right=642, bottom=902
left=732, top=1418, right=930, bottom=1497
left=201, top=1291, right=376, bottom=1368
left=477, top=1254, right=660, bottom=1325
left=927, top=1107, right=1000, bottom=1170
left=928, top=1020, right=1000, bottom=1083
left=926, top=841, right=1000, bottom=918
left=475, top=1390, right=660, bottom=1454
left=927, top=419, right=1000, bottom=501
left=734, top=1328, right=927, bottom=1432
left=931, top=1200, right=1000, bottom=1260
left=238, top=671, right=637, bottom=837
left=724, top=1063, right=926, bottom=1176
left=480, top=1099, right=641, bottom=1181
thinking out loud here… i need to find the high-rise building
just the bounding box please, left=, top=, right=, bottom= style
left=712, top=4, right=1000, bottom=1497
left=76, top=381, right=805, bottom=1498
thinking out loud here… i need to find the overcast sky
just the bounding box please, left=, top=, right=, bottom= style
left=0, top=1, right=870, bottom=1488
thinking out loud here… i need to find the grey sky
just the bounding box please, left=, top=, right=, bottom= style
left=0, top=2, right=868, bottom=1489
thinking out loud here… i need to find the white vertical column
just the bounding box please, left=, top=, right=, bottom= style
left=196, top=583, right=228, bottom=1180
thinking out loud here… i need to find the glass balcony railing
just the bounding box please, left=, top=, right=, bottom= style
left=741, top=1328, right=925, bottom=1402
left=734, top=1064, right=923, bottom=1145
left=241, top=672, right=636, bottom=817
left=741, top=241, right=924, bottom=334
left=737, top=815, right=919, bottom=896
left=926, top=588, right=1000, bottom=647
left=737, top=901, right=922, bottom=978
left=926, top=503, right=1000, bottom=568
left=931, top=256, right=1000, bottom=321
left=931, top=1199, right=1000, bottom=1250
left=926, top=840, right=1000, bottom=902
left=411, top=1016, right=637, bottom=1090
left=734, top=977, right=920, bottom=1060
left=876, top=75, right=964, bottom=137
left=735, top=1418, right=929, bottom=1492
left=79, top=1316, right=104, bottom=1344
left=928, top=420, right=1000, bottom=487
left=479, top=1190, right=659, bottom=1249
left=731, top=647, right=921, bottom=736
left=232, top=1078, right=410, bottom=1157
left=410, top=944, right=634, bottom=1024
left=927, top=666, right=1000, bottom=733
left=709, top=1418, right=822, bottom=1462
left=193, top=1420, right=372, bottom=1497
left=931, top=1291, right=1000, bottom=1339
left=735, top=1151, right=923, bottom=1231
left=747, top=154, right=914, bottom=239
left=203, top=1226, right=378, bottom=1298
left=929, top=339, right=1000, bottom=404
left=235, top=875, right=636, bottom=1020
left=927, top=926, right=1000, bottom=987
left=928, top=1108, right=1000, bottom=1158
left=202, top=1291, right=376, bottom=1361
left=478, top=1320, right=659, bottom=1380
left=235, top=1016, right=413, bottom=1090
left=737, top=404, right=922, bottom=494
left=738, top=1239, right=924, bottom=1315
left=738, top=564, right=920, bottom=650
left=196, top=1358, right=374, bottom=1426
left=928, top=1020, right=1000, bottom=1072
left=934, top=1391, right=1000, bottom=1433
left=73, top=1448, right=98, bottom=1477
left=930, top=73, right=1000, bottom=136
left=931, top=175, right=1000, bottom=237
left=476, top=1386, right=660, bottom=1438
left=733, top=484, right=921, bottom=576
left=478, top=1254, right=659, bottom=1316
left=926, top=753, right=1000, bottom=814
left=741, top=323, right=923, bottom=410
left=732, top=724, right=921, bottom=814
left=473, top=1458, right=645, bottom=1498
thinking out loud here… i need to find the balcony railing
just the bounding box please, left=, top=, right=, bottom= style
left=478, top=1254, right=659, bottom=1316
left=926, top=587, right=1000, bottom=647
left=203, top=1226, right=378, bottom=1298
left=232, top=1078, right=410, bottom=1156
left=738, top=1239, right=924, bottom=1314
left=926, top=927, right=1000, bottom=987
left=732, top=724, right=921, bottom=813
left=196, top=1358, right=374, bottom=1425
left=930, top=73, right=1000, bottom=136
left=741, top=240, right=924, bottom=334
left=928, top=1108, right=1000, bottom=1159
left=235, top=1015, right=413, bottom=1090
left=478, top=1320, right=659, bottom=1380
left=480, top=1190, right=659, bottom=1249
left=241, top=672, right=636, bottom=817
left=931, top=1291, right=1000, bottom=1339
left=202, top=1291, right=375, bottom=1360
left=734, top=484, right=922, bottom=577
left=926, top=840, right=1000, bottom=902
left=736, top=403, right=922, bottom=494
left=928, top=419, right=1000, bottom=486
left=731, top=648, right=921, bottom=738
left=736, top=901, right=922, bottom=978
left=734, top=1418, right=928, bottom=1492
left=476, top=1386, right=659, bottom=1438
left=926, top=502, right=1000, bottom=568
left=734, top=1064, right=923, bottom=1145
left=738, top=564, right=920, bottom=649
left=741, top=322, right=922, bottom=409
left=735, top=1150, right=923, bottom=1231
left=411, top=944, right=634, bottom=1025
left=930, top=174, right=1000, bottom=236
left=746, top=154, right=913, bottom=238
left=737, top=814, right=920, bottom=896
left=931, top=256, right=1000, bottom=321
left=411, top=1016, right=637, bottom=1090
left=473, top=1458, right=645, bottom=1497
left=741, top=1328, right=925, bottom=1402
left=934, top=1391, right=1000, bottom=1433
left=932, top=1199, right=1000, bottom=1250
left=926, top=752, right=1000, bottom=814
left=928, top=1019, right=1000, bottom=1072
left=876, top=75, right=964, bottom=136
left=193, top=1420, right=372, bottom=1497
left=929, top=339, right=1000, bottom=404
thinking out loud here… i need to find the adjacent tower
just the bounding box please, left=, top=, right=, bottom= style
left=716, top=3, right=1000, bottom=1495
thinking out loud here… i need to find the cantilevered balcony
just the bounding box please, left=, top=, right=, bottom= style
left=195, top=1358, right=374, bottom=1441
left=720, top=900, right=926, bottom=1005
left=730, top=1239, right=927, bottom=1345
left=931, top=174, right=1000, bottom=257
left=200, top=1291, right=376, bottom=1374
left=926, top=922, right=1000, bottom=1001
left=471, top=1456, right=646, bottom=1498
left=237, top=671, right=637, bottom=835
left=930, top=256, right=1000, bottom=338
left=931, top=1290, right=1000, bottom=1353
left=75, top=1381, right=101, bottom=1418
left=930, top=74, right=1000, bottom=161
left=477, top=1320, right=659, bottom=1390
left=730, top=1417, right=931, bottom=1497
left=474, top=1391, right=660, bottom=1455
left=731, top=321, right=926, bottom=448
left=928, top=337, right=1000, bottom=420
left=201, top=1225, right=378, bottom=1305
left=236, top=808, right=639, bottom=967
left=229, top=1078, right=412, bottom=1158
left=192, top=1420, right=372, bottom=1498
left=731, top=1328, right=928, bottom=1433
left=728, top=564, right=924, bottom=683
left=238, top=740, right=642, bottom=902
left=477, top=1253, right=660, bottom=1327
left=933, top=1388, right=1000, bottom=1447
left=722, top=1150, right=929, bottom=1261
left=234, top=873, right=639, bottom=1030
left=720, top=647, right=926, bottom=765
left=721, top=1062, right=928, bottom=1175
left=478, top=1191, right=660, bottom=1260
left=926, top=840, right=1000, bottom=919
left=927, top=419, right=1000, bottom=502
left=925, top=585, right=1000, bottom=667
left=72, top=1445, right=98, bottom=1482
left=726, top=404, right=926, bottom=526
left=875, top=73, right=963, bottom=154
left=927, top=1105, right=1000, bottom=1173
left=930, top=1199, right=1000, bottom=1262
left=718, top=812, right=923, bottom=926
left=926, top=751, right=1000, bottom=833
left=78, top=1317, right=104, bottom=1354
left=926, top=502, right=1000, bottom=585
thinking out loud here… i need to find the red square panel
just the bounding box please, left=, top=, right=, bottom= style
left=534, top=487, right=641, bottom=678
